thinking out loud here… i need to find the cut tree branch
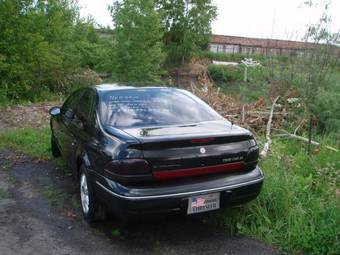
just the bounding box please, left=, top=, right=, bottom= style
left=260, top=96, right=280, bottom=158
left=273, top=129, right=339, bottom=152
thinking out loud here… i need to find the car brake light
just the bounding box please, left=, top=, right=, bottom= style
left=104, top=159, right=151, bottom=176
left=191, top=137, right=215, bottom=143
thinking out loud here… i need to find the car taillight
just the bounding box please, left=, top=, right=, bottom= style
left=243, top=145, right=259, bottom=171
left=104, top=159, right=151, bottom=176
left=246, top=146, right=259, bottom=162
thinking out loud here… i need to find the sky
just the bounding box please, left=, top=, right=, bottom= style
left=78, top=0, right=340, bottom=41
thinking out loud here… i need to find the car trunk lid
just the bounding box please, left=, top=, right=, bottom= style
left=120, top=121, right=257, bottom=181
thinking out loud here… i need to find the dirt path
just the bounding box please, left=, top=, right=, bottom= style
left=0, top=102, right=60, bottom=132
left=0, top=149, right=280, bottom=255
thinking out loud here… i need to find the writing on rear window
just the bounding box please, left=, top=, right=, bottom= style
left=108, top=95, right=170, bottom=114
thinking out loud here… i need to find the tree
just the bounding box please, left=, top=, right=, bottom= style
left=156, top=0, right=217, bottom=63
left=292, top=0, right=340, bottom=153
left=110, top=0, right=165, bottom=82
left=0, top=0, right=114, bottom=100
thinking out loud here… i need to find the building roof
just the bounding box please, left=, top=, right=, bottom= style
left=211, top=34, right=315, bottom=50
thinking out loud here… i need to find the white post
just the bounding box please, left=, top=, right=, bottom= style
left=241, top=58, right=260, bottom=83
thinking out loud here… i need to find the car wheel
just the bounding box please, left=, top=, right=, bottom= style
left=79, top=164, right=98, bottom=223
left=51, top=135, right=61, bottom=157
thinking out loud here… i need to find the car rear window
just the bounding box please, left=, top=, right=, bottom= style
left=98, top=88, right=223, bottom=128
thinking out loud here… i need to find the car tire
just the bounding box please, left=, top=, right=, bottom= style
left=51, top=135, right=61, bottom=157
left=79, top=164, right=98, bottom=223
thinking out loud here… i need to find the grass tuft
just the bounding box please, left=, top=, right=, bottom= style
left=42, top=185, right=69, bottom=208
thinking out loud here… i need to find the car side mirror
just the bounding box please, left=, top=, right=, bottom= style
left=49, top=106, right=61, bottom=116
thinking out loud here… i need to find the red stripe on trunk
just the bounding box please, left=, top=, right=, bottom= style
left=153, top=161, right=245, bottom=181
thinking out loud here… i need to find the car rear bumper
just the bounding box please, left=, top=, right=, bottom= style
left=93, top=166, right=264, bottom=216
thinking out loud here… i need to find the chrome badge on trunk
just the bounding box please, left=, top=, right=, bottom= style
left=222, top=156, right=244, bottom=163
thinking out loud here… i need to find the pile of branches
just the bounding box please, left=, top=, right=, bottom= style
left=190, top=85, right=293, bottom=135
left=190, top=82, right=338, bottom=156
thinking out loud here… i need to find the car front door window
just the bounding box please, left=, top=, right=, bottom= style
left=61, top=91, right=83, bottom=121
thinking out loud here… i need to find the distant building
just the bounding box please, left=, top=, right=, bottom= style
left=210, top=34, right=339, bottom=56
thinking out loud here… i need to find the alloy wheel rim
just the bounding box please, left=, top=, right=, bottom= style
left=80, top=173, right=89, bottom=214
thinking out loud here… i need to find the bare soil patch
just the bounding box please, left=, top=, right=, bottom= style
left=0, top=102, right=61, bottom=132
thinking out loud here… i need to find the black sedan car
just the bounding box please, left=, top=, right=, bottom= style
left=49, top=84, right=263, bottom=222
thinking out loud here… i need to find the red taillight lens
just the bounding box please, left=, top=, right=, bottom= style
left=104, top=159, right=151, bottom=176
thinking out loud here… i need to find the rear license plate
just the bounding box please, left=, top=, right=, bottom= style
left=187, top=192, right=220, bottom=214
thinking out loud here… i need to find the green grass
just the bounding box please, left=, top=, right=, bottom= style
left=220, top=139, right=340, bottom=255
left=218, top=82, right=269, bottom=103
left=0, top=127, right=66, bottom=171
left=0, top=128, right=52, bottom=160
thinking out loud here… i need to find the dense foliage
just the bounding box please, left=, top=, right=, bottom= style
left=156, top=0, right=217, bottom=63
left=0, top=0, right=113, bottom=102
left=109, top=0, right=217, bottom=81
left=110, top=0, right=165, bottom=82
left=0, top=0, right=217, bottom=99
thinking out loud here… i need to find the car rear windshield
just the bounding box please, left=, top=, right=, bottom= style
left=98, top=88, right=223, bottom=128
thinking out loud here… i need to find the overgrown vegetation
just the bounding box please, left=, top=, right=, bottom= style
left=208, top=64, right=266, bottom=84
left=222, top=139, right=340, bottom=255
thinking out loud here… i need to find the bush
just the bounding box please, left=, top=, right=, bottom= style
left=208, top=64, right=266, bottom=84
left=208, top=64, right=243, bottom=82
